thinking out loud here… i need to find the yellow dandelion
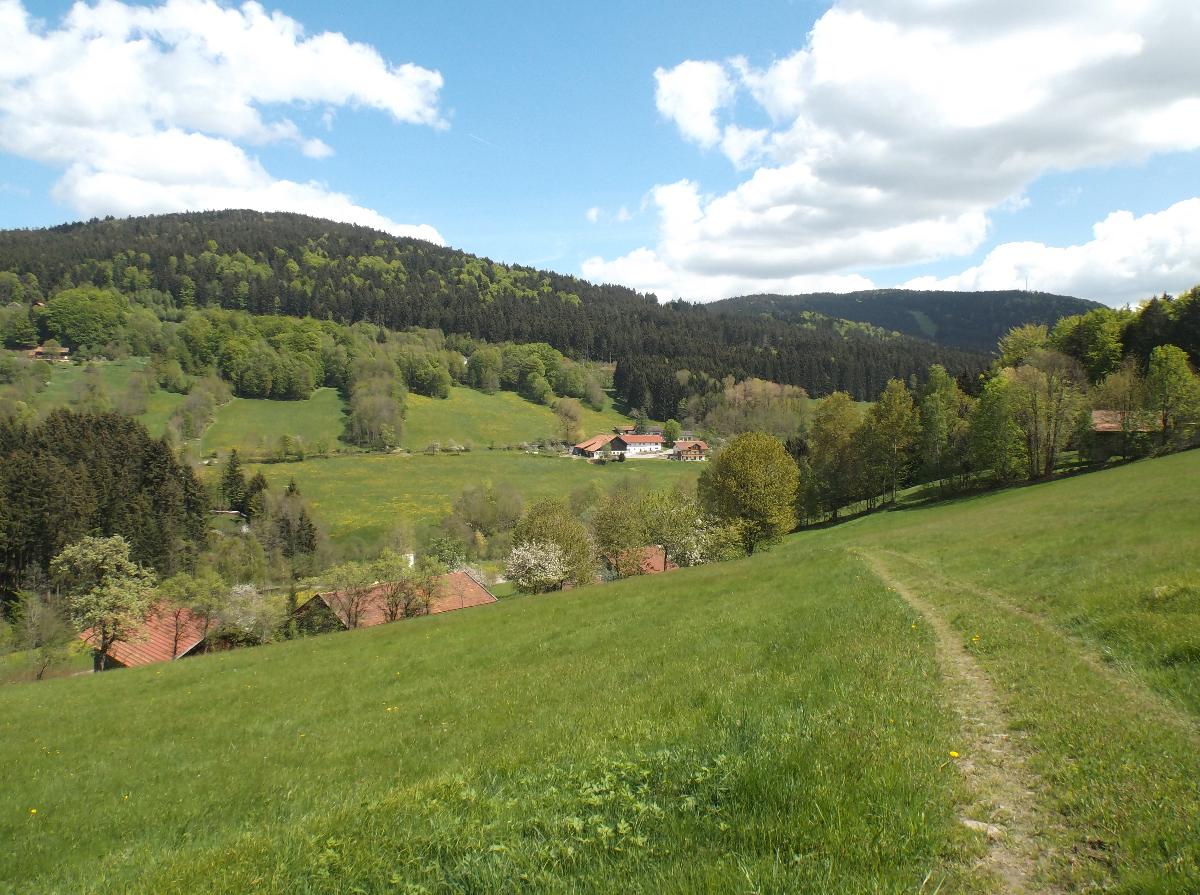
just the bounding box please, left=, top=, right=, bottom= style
left=29, top=808, right=37, bottom=815
left=949, top=751, right=960, bottom=759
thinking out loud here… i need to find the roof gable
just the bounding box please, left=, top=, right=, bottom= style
left=80, top=601, right=211, bottom=667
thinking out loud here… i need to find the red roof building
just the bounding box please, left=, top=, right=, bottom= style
left=609, top=545, right=680, bottom=577
left=671, top=439, right=710, bottom=461
left=1090, top=409, right=1157, bottom=433
left=294, top=571, right=497, bottom=632
left=79, top=601, right=213, bottom=670
left=573, top=434, right=614, bottom=457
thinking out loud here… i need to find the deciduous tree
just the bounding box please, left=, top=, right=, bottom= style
left=699, top=432, right=798, bottom=553
left=51, top=535, right=157, bottom=671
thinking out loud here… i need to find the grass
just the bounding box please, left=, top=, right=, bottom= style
left=402, top=386, right=630, bottom=450
left=809, top=450, right=1200, bottom=891
left=0, top=541, right=975, bottom=893
left=245, top=452, right=703, bottom=554
left=200, top=388, right=347, bottom=458
left=22, top=357, right=186, bottom=437
left=3, top=447, right=1198, bottom=892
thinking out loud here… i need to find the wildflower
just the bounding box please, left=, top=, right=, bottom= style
left=30, top=808, right=37, bottom=815
left=949, top=751, right=960, bottom=759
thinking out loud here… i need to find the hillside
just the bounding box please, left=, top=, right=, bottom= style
left=2, top=451, right=1197, bottom=892
left=0, top=210, right=987, bottom=408
left=711, top=288, right=1103, bottom=353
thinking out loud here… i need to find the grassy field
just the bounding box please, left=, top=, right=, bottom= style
left=22, top=357, right=185, bottom=437
left=199, top=385, right=634, bottom=458
left=0, top=532, right=976, bottom=893
left=200, top=388, right=346, bottom=458
left=402, top=386, right=630, bottom=450
left=246, top=452, right=703, bottom=554
left=2, top=451, right=1198, bottom=892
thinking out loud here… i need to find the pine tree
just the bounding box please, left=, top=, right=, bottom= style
left=221, top=449, right=246, bottom=511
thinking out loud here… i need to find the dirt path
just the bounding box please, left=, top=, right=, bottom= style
left=870, top=547, right=1200, bottom=738
left=855, top=549, right=1059, bottom=895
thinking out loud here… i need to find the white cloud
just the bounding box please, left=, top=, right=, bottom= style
left=904, top=198, right=1200, bottom=306
left=616, top=206, right=632, bottom=223
left=585, top=206, right=601, bottom=223
left=594, top=1, right=1200, bottom=301
left=653, top=60, right=734, bottom=148
left=0, top=0, right=445, bottom=241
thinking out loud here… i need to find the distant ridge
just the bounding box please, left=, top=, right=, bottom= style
left=710, top=288, right=1104, bottom=353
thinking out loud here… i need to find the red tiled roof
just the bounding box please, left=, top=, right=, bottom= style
left=615, top=434, right=663, bottom=444
left=575, top=434, right=614, bottom=452
left=1091, top=409, right=1158, bottom=433
left=306, top=571, right=497, bottom=628
left=79, top=601, right=211, bottom=668
left=611, top=545, right=679, bottom=575
left=673, top=439, right=709, bottom=451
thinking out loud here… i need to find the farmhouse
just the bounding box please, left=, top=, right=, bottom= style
left=671, top=439, right=709, bottom=461
left=573, top=433, right=614, bottom=458
left=611, top=433, right=664, bottom=455
left=293, top=570, right=496, bottom=633
left=606, top=545, right=680, bottom=577
left=79, top=601, right=212, bottom=671
left=26, top=344, right=70, bottom=362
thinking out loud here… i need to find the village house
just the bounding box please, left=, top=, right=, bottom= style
left=605, top=545, right=680, bottom=578
left=293, top=570, right=496, bottom=633
left=611, top=433, right=664, bottom=456
left=26, top=344, right=70, bottom=362
left=574, top=432, right=665, bottom=457
left=670, top=439, right=709, bottom=461
left=79, top=601, right=213, bottom=671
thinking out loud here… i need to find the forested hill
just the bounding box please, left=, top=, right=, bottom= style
left=710, top=289, right=1103, bottom=353
left=0, top=211, right=987, bottom=408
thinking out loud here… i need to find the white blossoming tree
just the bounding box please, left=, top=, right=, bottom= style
left=505, top=540, right=568, bottom=594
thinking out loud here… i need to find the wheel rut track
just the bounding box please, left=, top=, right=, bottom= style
left=855, top=549, right=1061, bottom=895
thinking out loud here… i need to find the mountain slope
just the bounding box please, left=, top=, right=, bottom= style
left=711, top=288, right=1104, bottom=353
left=1, top=451, right=1198, bottom=892
left=0, top=211, right=987, bottom=405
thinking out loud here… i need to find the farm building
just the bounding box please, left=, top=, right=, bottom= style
left=573, top=433, right=615, bottom=458
left=293, top=571, right=497, bottom=633
left=79, top=602, right=213, bottom=671
left=1087, top=409, right=1159, bottom=461
left=26, top=344, right=70, bottom=361
left=610, top=434, right=664, bottom=455
left=607, top=545, right=680, bottom=577
left=671, top=439, right=709, bottom=461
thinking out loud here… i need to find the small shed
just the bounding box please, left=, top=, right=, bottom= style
left=1087, top=409, right=1158, bottom=461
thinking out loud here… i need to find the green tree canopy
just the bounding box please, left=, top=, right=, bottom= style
left=699, top=432, right=798, bottom=553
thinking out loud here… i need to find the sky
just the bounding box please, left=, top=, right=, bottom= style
left=1, top=0, right=1199, bottom=307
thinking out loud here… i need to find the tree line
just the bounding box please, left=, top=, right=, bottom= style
left=0, top=210, right=987, bottom=405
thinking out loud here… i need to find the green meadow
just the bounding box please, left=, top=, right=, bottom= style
left=200, top=387, right=346, bottom=457
left=2, top=451, right=1198, bottom=892
left=24, top=357, right=185, bottom=437
left=402, top=386, right=630, bottom=450
left=198, top=384, right=633, bottom=458
left=246, top=452, right=703, bottom=553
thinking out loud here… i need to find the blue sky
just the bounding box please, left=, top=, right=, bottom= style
left=2, top=0, right=1199, bottom=305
